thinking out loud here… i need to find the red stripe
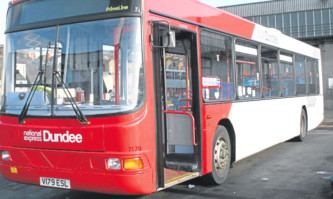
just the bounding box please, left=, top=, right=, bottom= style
left=236, top=60, right=256, bottom=65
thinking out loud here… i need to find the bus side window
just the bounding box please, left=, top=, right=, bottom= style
left=295, top=55, right=306, bottom=95
left=306, top=58, right=318, bottom=94
left=261, top=47, right=279, bottom=97
left=200, top=30, right=233, bottom=102
left=278, top=53, right=295, bottom=97
left=235, top=42, right=259, bottom=100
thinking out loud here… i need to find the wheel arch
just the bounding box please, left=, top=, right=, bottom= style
left=218, top=119, right=236, bottom=164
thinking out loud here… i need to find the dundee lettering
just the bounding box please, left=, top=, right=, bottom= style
left=43, top=130, right=82, bottom=143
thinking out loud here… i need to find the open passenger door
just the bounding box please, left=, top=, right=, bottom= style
left=151, top=21, right=202, bottom=189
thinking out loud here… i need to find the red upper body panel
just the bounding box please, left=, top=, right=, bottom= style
left=145, top=0, right=255, bottom=39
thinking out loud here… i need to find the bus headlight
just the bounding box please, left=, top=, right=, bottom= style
left=1, top=150, right=10, bottom=161
left=107, top=158, right=121, bottom=170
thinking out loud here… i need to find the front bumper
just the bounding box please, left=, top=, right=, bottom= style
left=0, top=147, right=154, bottom=195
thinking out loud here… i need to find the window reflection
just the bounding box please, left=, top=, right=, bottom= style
left=1, top=17, right=144, bottom=116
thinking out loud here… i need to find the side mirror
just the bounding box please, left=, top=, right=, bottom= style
left=162, top=30, right=176, bottom=48
left=150, top=20, right=176, bottom=48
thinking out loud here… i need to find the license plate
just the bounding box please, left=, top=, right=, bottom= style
left=40, top=177, right=71, bottom=189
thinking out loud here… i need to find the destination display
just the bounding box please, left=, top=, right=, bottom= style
left=7, top=0, right=142, bottom=30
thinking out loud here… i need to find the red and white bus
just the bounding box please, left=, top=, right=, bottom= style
left=0, top=0, right=323, bottom=195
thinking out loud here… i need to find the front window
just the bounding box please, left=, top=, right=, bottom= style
left=1, top=17, right=144, bottom=116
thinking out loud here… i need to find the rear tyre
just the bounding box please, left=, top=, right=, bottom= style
left=296, top=109, right=307, bottom=142
left=204, top=126, right=231, bottom=185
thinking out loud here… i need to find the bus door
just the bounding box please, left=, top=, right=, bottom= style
left=151, top=21, right=202, bottom=187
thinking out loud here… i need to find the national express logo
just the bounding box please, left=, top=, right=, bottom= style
left=23, top=130, right=82, bottom=143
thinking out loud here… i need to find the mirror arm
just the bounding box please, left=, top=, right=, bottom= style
left=150, top=20, right=175, bottom=48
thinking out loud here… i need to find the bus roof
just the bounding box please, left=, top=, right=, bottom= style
left=145, top=0, right=320, bottom=59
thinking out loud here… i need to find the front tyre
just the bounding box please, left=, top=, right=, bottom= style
left=204, top=126, right=231, bottom=185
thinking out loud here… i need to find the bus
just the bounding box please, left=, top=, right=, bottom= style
left=0, top=0, right=323, bottom=195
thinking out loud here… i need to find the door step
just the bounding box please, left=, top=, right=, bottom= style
left=165, top=161, right=199, bottom=172
left=157, top=169, right=200, bottom=191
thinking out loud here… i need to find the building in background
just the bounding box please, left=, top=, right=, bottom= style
left=221, top=0, right=333, bottom=110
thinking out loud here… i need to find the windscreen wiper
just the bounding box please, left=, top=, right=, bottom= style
left=19, top=63, right=89, bottom=125
left=53, top=71, right=89, bottom=125
left=48, top=26, right=88, bottom=125
left=18, top=71, right=45, bottom=124
left=18, top=42, right=51, bottom=124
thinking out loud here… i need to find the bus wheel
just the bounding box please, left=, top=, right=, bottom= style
left=296, top=109, right=307, bottom=141
left=205, top=126, right=231, bottom=185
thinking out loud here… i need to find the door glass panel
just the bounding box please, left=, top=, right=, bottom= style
left=165, top=53, right=192, bottom=111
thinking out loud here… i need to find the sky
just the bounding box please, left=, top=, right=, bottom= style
left=0, top=0, right=270, bottom=45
